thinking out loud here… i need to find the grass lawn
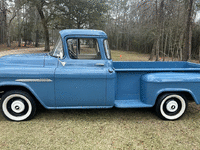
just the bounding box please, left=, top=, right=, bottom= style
left=0, top=50, right=200, bottom=149
left=111, top=50, right=150, bottom=61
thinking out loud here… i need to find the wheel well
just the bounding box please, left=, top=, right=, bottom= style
left=0, top=86, right=42, bottom=107
left=156, top=91, right=195, bottom=104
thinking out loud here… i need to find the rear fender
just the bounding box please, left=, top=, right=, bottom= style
left=156, top=88, right=197, bottom=104
left=141, top=72, right=200, bottom=105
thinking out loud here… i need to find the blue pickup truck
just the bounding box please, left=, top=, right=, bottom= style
left=0, top=29, right=200, bottom=121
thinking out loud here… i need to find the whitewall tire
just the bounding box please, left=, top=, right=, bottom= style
left=155, top=93, right=187, bottom=120
left=1, top=90, right=36, bottom=121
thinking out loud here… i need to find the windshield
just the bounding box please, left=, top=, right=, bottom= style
left=104, top=40, right=111, bottom=60
left=49, top=36, right=63, bottom=57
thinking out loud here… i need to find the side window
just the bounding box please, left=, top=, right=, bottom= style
left=52, top=36, right=63, bottom=57
left=67, top=38, right=101, bottom=60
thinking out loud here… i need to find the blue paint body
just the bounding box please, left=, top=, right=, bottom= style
left=1, top=29, right=200, bottom=109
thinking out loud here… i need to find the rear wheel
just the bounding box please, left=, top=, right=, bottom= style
left=155, top=93, right=187, bottom=120
left=0, top=90, right=36, bottom=121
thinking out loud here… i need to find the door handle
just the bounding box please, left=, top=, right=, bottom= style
left=108, top=69, right=114, bottom=73
left=95, top=63, right=104, bottom=66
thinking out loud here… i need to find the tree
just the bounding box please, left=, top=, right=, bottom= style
left=0, top=0, right=7, bottom=44
left=6, top=1, right=17, bottom=47
left=183, top=0, right=194, bottom=61
left=55, top=0, right=109, bottom=29
left=35, top=0, right=50, bottom=51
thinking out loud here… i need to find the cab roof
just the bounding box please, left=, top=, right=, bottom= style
left=59, top=29, right=107, bottom=38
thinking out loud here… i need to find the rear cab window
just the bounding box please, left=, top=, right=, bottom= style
left=104, top=39, right=111, bottom=60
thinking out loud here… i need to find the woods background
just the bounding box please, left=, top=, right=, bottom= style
left=0, top=0, right=199, bottom=61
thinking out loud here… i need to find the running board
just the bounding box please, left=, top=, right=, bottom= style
left=114, top=100, right=153, bottom=108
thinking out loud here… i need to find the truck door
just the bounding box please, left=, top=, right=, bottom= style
left=55, top=38, right=108, bottom=107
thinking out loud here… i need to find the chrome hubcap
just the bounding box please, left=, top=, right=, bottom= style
left=166, top=100, right=178, bottom=112
left=11, top=100, right=25, bottom=113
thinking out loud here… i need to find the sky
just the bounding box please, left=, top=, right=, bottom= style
left=195, top=11, right=200, bottom=22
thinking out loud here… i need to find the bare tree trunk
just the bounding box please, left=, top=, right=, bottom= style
left=156, top=37, right=160, bottom=61
left=0, top=3, right=2, bottom=44
left=35, top=9, right=39, bottom=47
left=189, top=24, right=192, bottom=61
left=183, top=0, right=193, bottom=61
left=163, top=33, right=168, bottom=61
left=150, top=41, right=156, bottom=60
left=35, top=30, right=39, bottom=47
left=7, top=8, right=16, bottom=47
left=179, top=33, right=184, bottom=60
left=152, top=0, right=164, bottom=61
left=199, top=46, right=200, bottom=63
left=127, top=32, right=129, bottom=51
left=117, top=35, right=119, bottom=50
left=51, top=28, right=53, bottom=46
left=168, top=29, right=172, bottom=61
left=2, top=0, right=6, bottom=44
left=7, top=29, right=11, bottom=47
left=173, top=30, right=178, bottom=60
left=155, top=0, right=164, bottom=61
left=161, top=25, right=164, bottom=61
left=150, top=0, right=158, bottom=61
left=77, top=21, right=81, bottom=29
left=36, top=3, right=50, bottom=52
left=17, top=9, right=21, bottom=47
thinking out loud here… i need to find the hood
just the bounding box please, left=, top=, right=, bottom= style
left=0, top=53, right=48, bottom=67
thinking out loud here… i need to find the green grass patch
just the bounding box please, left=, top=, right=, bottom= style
left=0, top=104, right=200, bottom=149
left=111, top=50, right=150, bottom=61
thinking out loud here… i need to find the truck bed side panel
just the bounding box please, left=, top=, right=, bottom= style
left=116, top=71, right=144, bottom=100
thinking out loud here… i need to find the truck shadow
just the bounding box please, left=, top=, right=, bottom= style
left=34, top=107, right=158, bottom=121
left=0, top=107, right=156, bottom=122
left=33, top=102, right=200, bottom=122
left=0, top=102, right=199, bottom=122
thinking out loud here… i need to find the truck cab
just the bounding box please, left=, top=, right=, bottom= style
left=50, top=29, right=115, bottom=108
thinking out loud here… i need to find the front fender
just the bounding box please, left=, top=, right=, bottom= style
left=0, top=81, right=50, bottom=108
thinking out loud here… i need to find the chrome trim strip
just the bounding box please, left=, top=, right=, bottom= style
left=15, top=79, right=53, bottom=82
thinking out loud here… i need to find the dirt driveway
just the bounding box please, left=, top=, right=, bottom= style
left=0, top=47, right=47, bottom=57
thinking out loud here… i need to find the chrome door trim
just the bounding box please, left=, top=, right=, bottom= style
left=15, top=79, right=53, bottom=82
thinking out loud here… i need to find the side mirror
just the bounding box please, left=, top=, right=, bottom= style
left=59, top=52, right=63, bottom=59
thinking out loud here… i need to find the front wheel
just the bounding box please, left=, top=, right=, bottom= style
left=155, top=93, right=187, bottom=120
left=1, top=90, right=36, bottom=121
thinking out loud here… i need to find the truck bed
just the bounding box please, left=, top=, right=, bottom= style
left=113, top=61, right=200, bottom=108
left=113, top=61, right=200, bottom=71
